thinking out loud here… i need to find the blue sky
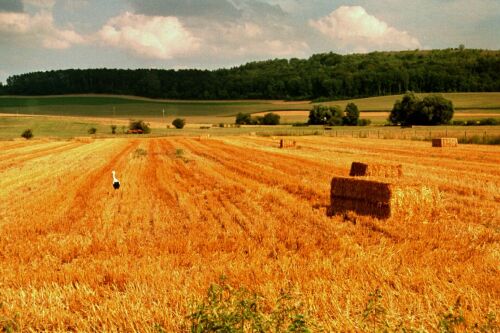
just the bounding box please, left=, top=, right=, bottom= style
left=0, top=0, right=499, bottom=83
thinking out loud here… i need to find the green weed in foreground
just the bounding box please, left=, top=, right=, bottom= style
left=187, top=278, right=313, bottom=333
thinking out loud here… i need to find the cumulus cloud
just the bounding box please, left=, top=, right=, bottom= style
left=97, top=12, right=200, bottom=60
left=310, top=6, right=421, bottom=51
left=0, top=10, right=85, bottom=49
left=195, top=20, right=309, bottom=58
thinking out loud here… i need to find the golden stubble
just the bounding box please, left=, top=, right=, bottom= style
left=0, top=136, right=498, bottom=331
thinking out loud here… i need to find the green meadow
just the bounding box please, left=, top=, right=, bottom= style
left=1, top=92, right=499, bottom=119
left=0, top=93, right=499, bottom=140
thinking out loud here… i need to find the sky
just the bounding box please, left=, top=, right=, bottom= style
left=0, top=0, right=499, bottom=83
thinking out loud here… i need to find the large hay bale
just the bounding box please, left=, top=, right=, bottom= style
left=330, top=177, right=437, bottom=220
left=349, top=162, right=403, bottom=178
left=279, top=139, right=296, bottom=148
left=72, top=136, right=93, bottom=143
left=432, top=138, right=458, bottom=147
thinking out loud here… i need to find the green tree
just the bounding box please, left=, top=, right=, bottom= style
left=261, top=112, right=280, bottom=125
left=421, top=94, right=454, bottom=125
left=389, top=91, right=420, bottom=125
left=172, top=118, right=186, bottom=129
left=308, top=105, right=343, bottom=125
left=308, top=105, right=330, bottom=125
left=88, top=127, right=97, bottom=134
left=235, top=112, right=252, bottom=125
left=389, top=92, right=454, bottom=125
left=343, top=102, right=360, bottom=125
left=327, top=106, right=344, bottom=125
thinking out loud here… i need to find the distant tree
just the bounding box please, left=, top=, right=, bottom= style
left=235, top=112, right=252, bottom=125
left=88, top=127, right=97, bottom=134
left=389, top=92, right=454, bottom=125
left=327, top=106, right=344, bottom=125
left=172, top=118, right=186, bottom=129
left=420, top=95, right=454, bottom=125
left=343, top=102, right=360, bottom=125
left=261, top=112, right=280, bottom=125
left=21, top=129, right=33, bottom=139
left=389, top=92, right=419, bottom=126
left=308, top=105, right=330, bottom=125
left=308, top=105, right=343, bottom=125
left=110, top=124, right=117, bottom=134
left=129, top=120, right=151, bottom=133
left=3, top=49, right=499, bottom=100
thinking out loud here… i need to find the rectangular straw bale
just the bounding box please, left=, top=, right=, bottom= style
left=349, top=162, right=403, bottom=178
left=279, top=139, right=296, bottom=148
left=432, top=138, right=458, bottom=147
left=72, top=136, right=93, bottom=143
left=331, top=177, right=393, bottom=203
left=330, top=176, right=437, bottom=219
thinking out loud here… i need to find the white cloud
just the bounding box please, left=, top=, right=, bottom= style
left=0, top=11, right=85, bottom=49
left=310, top=5, right=421, bottom=51
left=97, top=12, right=200, bottom=60
left=188, top=19, right=309, bottom=59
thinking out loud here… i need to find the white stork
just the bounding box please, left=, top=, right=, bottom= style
left=112, top=170, right=120, bottom=190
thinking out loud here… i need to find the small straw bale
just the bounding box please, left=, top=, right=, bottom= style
left=279, top=139, right=296, bottom=148
left=432, top=137, right=458, bottom=147
left=72, top=136, right=93, bottom=143
left=349, top=162, right=403, bottom=178
left=329, top=177, right=438, bottom=220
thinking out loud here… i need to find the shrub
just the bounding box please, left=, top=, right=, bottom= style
left=88, top=127, right=97, bottom=135
left=172, top=118, right=186, bottom=129
left=21, top=129, right=33, bottom=139
left=343, top=102, right=360, bottom=125
left=188, top=277, right=313, bottom=332
left=452, top=120, right=465, bottom=125
left=358, top=119, right=372, bottom=126
left=129, top=120, right=151, bottom=133
left=110, top=125, right=117, bottom=134
left=479, top=118, right=498, bottom=126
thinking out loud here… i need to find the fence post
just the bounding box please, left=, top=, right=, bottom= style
left=484, top=131, right=486, bottom=143
left=464, top=131, right=467, bottom=140
left=378, top=130, right=380, bottom=139
left=446, top=128, right=448, bottom=136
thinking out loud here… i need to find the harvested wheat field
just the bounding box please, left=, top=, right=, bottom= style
left=0, top=136, right=499, bottom=332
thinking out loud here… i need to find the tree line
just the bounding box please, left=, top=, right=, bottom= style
left=1, top=48, right=499, bottom=100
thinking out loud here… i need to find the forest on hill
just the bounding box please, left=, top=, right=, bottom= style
left=1, top=49, right=499, bottom=100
